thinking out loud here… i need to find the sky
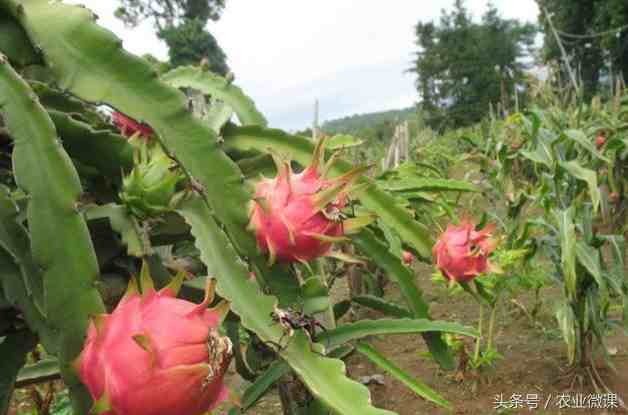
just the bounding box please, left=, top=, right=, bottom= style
left=66, top=0, right=539, bottom=130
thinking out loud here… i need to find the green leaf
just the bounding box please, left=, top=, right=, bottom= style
left=379, top=177, right=479, bottom=193
left=563, top=130, right=609, bottom=162
left=559, top=160, right=601, bottom=212
left=222, top=124, right=434, bottom=259
left=520, top=129, right=555, bottom=169
left=352, top=295, right=412, bottom=319
left=161, top=65, right=266, bottom=127
left=0, top=188, right=56, bottom=353
left=177, top=198, right=395, bottom=415
left=351, top=229, right=455, bottom=370
left=85, top=204, right=147, bottom=257
left=49, top=110, right=134, bottom=179
left=0, top=15, right=39, bottom=66
left=556, top=302, right=577, bottom=365
left=16, top=358, right=60, bottom=388
left=0, top=55, right=104, bottom=413
left=0, top=331, right=38, bottom=415
left=241, top=360, right=291, bottom=410
left=574, top=241, right=606, bottom=295
left=319, top=318, right=478, bottom=349
left=301, top=277, right=330, bottom=315
left=355, top=342, right=451, bottom=409
left=326, top=134, right=364, bottom=150
left=554, top=208, right=577, bottom=299
left=333, top=300, right=352, bottom=321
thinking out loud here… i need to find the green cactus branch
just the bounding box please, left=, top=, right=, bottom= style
left=352, top=229, right=455, bottom=369
left=161, top=65, right=267, bottom=127
left=1, top=0, right=288, bottom=290
left=0, top=190, right=55, bottom=353
left=0, top=55, right=104, bottom=414
left=178, top=197, right=396, bottom=415
left=0, top=330, right=38, bottom=415
left=0, top=15, right=39, bottom=67
left=221, top=124, right=434, bottom=258
left=49, top=110, right=134, bottom=179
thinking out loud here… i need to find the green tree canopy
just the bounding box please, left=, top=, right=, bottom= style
left=115, top=0, right=226, bottom=30
left=412, top=1, right=536, bottom=129
left=536, top=0, right=628, bottom=97
left=115, top=0, right=229, bottom=74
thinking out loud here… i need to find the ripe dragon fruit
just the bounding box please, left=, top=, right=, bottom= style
left=77, top=268, right=232, bottom=415
left=248, top=138, right=369, bottom=264
left=112, top=111, right=154, bottom=138
left=432, top=221, right=497, bottom=283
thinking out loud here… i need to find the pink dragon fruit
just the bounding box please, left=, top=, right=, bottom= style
left=432, top=221, right=497, bottom=283
left=112, top=111, right=154, bottom=138
left=77, top=270, right=232, bottom=415
left=402, top=250, right=415, bottom=266
left=248, top=138, right=367, bottom=263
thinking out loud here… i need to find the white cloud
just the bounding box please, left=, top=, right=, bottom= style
left=65, top=0, right=539, bottom=129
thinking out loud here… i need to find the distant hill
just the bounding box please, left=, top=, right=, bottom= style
left=321, top=107, right=417, bottom=135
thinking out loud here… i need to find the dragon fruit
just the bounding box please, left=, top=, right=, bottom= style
left=77, top=269, right=232, bottom=415
left=112, top=111, right=154, bottom=138
left=432, top=221, right=497, bottom=283
left=248, top=138, right=367, bottom=263
left=402, top=250, right=415, bottom=266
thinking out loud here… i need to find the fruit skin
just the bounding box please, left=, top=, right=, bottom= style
left=248, top=141, right=362, bottom=263
left=432, top=221, right=497, bottom=283
left=609, top=192, right=620, bottom=204
left=402, top=250, right=415, bottom=266
left=77, top=281, right=232, bottom=415
left=595, top=134, right=606, bottom=149
left=112, top=111, right=154, bottom=138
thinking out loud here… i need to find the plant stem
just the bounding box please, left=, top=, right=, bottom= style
left=317, top=258, right=336, bottom=329
left=474, top=304, right=484, bottom=364
left=487, top=301, right=498, bottom=352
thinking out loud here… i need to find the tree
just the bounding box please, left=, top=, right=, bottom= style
left=412, top=1, right=536, bottom=129
left=115, top=0, right=229, bottom=73
left=536, top=0, right=628, bottom=97
left=159, top=18, right=228, bottom=72
left=115, top=0, right=226, bottom=30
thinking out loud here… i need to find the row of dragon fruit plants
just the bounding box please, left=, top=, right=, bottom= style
left=1, top=1, right=627, bottom=414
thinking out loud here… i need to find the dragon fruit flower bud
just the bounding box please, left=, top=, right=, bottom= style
left=77, top=270, right=232, bottom=415
left=248, top=138, right=369, bottom=264
left=432, top=221, right=498, bottom=283
left=112, top=111, right=154, bottom=139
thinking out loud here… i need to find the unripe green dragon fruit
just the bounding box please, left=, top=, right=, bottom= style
left=248, top=138, right=369, bottom=264
left=77, top=268, right=232, bottom=415
left=120, top=137, right=183, bottom=218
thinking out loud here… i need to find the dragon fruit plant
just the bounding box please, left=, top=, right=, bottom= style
left=433, top=219, right=504, bottom=371
left=0, top=1, right=479, bottom=414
